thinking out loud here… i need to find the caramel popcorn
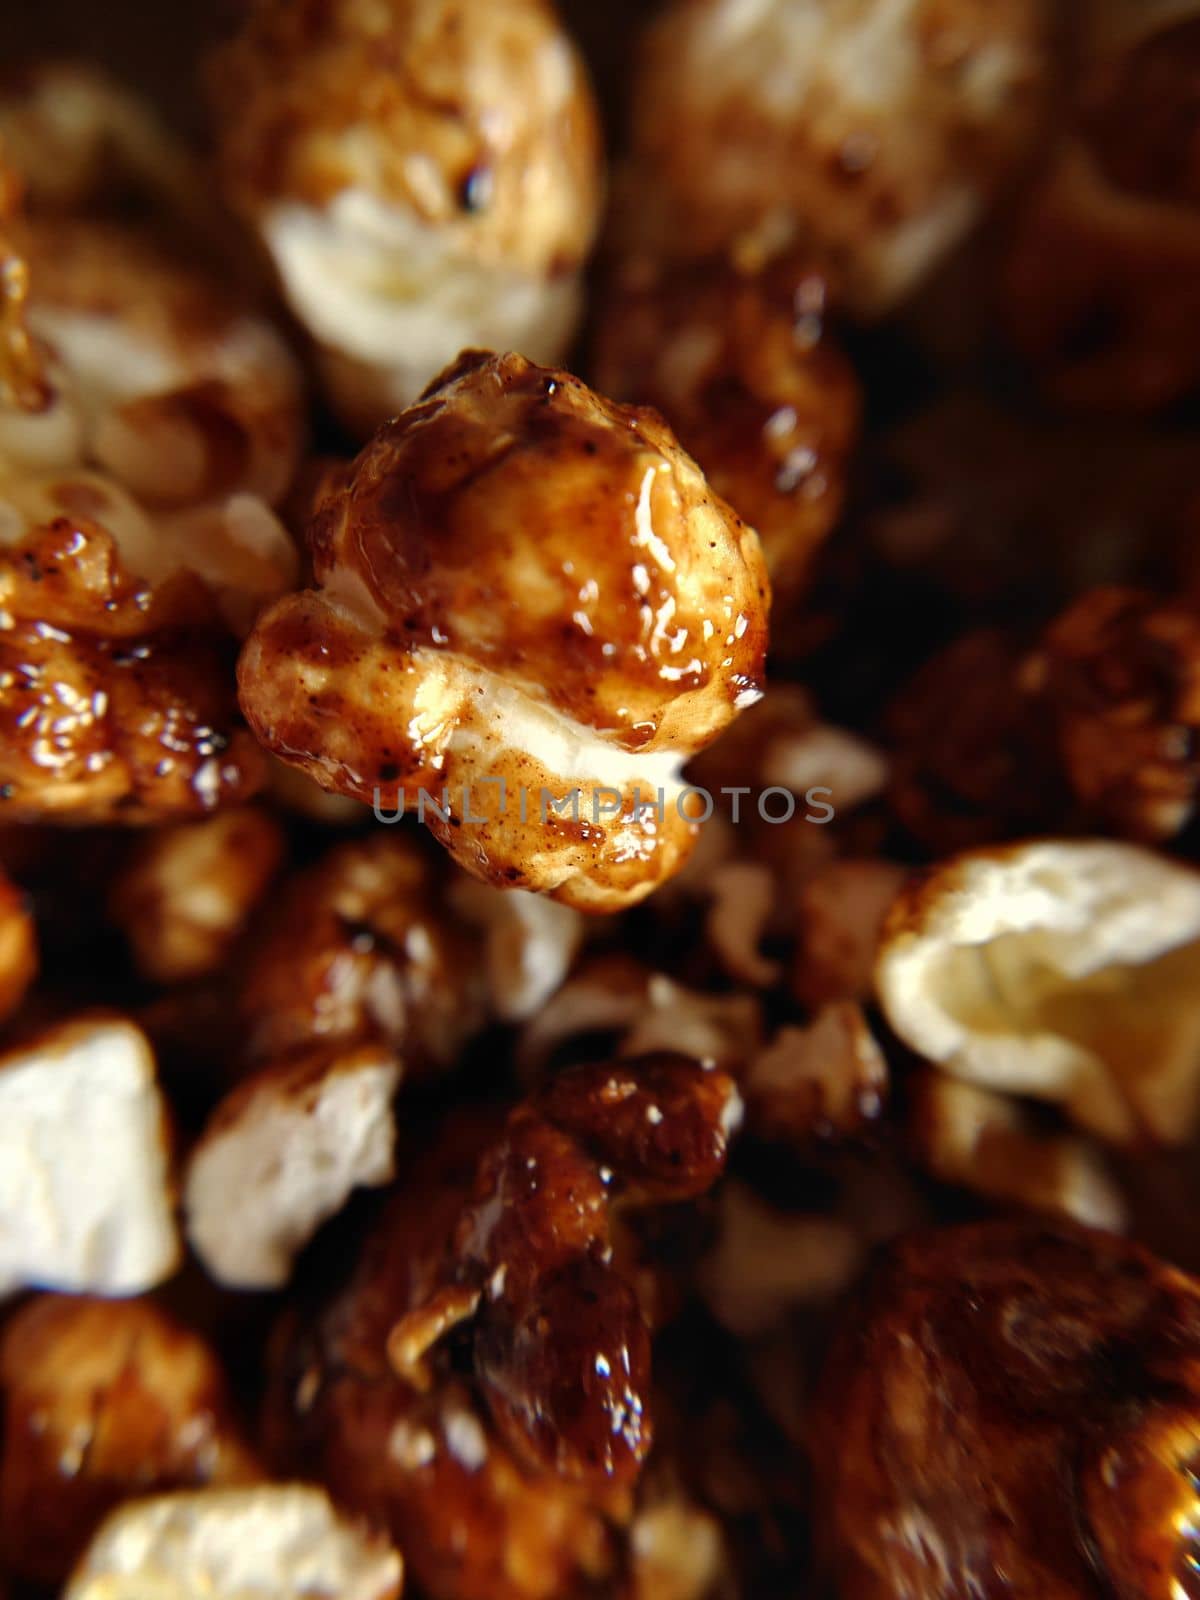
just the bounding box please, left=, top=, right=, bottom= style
left=621, top=0, right=1049, bottom=315
left=0, top=1294, right=260, bottom=1584
left=238, top=351, right=769, bottom=910
left=210, top=0, right=603, bottom=432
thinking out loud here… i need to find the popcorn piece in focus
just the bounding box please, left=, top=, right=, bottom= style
left=210, top=0, right=603, bottom=434
left=0, top=1016, right=180, bottom=1296
left=185, top=1042, right=401, bottom=1289
left=876, top=839, right=1200, bottom=1144
left=0, top=1295, right=260, bottom=1585
left=238, top=834, right=486, bottom=1075
left=0, top=864, right=35, bottom=1021
left=812, top=1219, right=1200, bottom=1600
left=110, top=807, right=285, bottom=984
left=64, top=1485, right=402, bottom=1600
left=622, top=0, right=1049, bottom=316
left=1006, top=2, right=1200, bottom=411
left=594, top=255, right=859, bottom=616
left=238, top=351, right=770, bottom=911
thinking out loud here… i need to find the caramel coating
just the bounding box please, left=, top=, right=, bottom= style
left=239, top=351, right=769, bottom=910
left=0, top=1294, right=260, bottom=1585
left=238, top=832, right=486, bottom=1075
left=1006, top=4, right=1200, bottom=413
left=265, top=1114, right=618, bottom=1600
left=10, top=215, right=305, bottom=514
left=210, top=0, right=603, bottom=429
left=0, top=510, right=263, bottom=822
left=0, top=200, right=304, bottom=822
left=393, top=1055, right=741, bottom=1492
left=812, top=1219, right=1200, bottom=1600
left=594, top=255, right=859, bottom=618
left=622, top=0, right=1049, bottom=316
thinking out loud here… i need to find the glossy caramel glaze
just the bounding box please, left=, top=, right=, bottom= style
left=390, top=1054, right=741, bottom=1494
left=264, top=1112, right=619, bottom=1600
left=594, top=254, right=859, bottom=621
left=812, top=1219, right=1200, bottom=1600
left=238, top=351, right=769, bottom=908
left=0, top=512, right=263, bottom=820
left=0, top=1295, right=260, bottom=1586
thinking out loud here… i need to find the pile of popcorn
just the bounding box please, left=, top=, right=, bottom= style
left=2, top=2, right=1200, bottom=1596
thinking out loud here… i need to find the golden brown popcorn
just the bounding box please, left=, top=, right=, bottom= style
left=621, top=0, right=1049, bottom=316
left=239, top=351, right=770, bottom=911
left=238, top=833, right=486, bottom=1074
left=876, top=839, right=1200, bottom=1146
left=15, top=214, right=302, bottom=498
left=389, top=1055, right=741, bottom=1493
left=812, top=1219, right=1200, bottom=1600
left=210, top=0, right=603, bottom=433
left=2, top=214, right=305, bottom=628
left=109, top=807, right=285, bottom=984
left=0, top=202, right=302, bottom=823
left=64, top=1486, right=402, bottom=1600
left=0, top=1016, right=181, bottom=1297
left=185, top=1040, right=402, bottom=1289
left=1021, top=586, right=1200, bottom=843
left=0, top=863, right=35, bottom=1021
left=1006, top=1, right=1200, bottom=412
left=594, top=254, right=859, bottom=616
left=0, top=1294, right=261, bottom=1585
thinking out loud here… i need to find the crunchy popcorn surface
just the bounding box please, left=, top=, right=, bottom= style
left=239, top=350, right=769, bottom=909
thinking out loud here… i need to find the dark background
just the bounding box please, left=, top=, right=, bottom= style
left=0, top=0, right=657, bottom=147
